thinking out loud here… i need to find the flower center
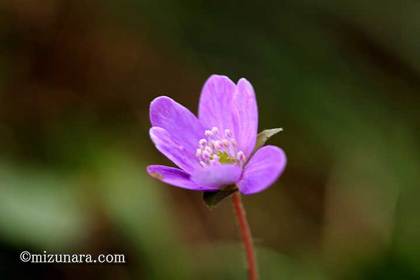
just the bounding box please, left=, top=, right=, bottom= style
left=195, top=127, right=246, bottom=167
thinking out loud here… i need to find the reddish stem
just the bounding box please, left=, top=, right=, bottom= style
left=232, top=191, right=259, bottom=280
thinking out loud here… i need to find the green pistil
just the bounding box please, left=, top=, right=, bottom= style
left=217, top=151, right=237, bottom=164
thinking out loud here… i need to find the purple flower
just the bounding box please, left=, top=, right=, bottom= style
left=147, top=75, right=286, bottom=195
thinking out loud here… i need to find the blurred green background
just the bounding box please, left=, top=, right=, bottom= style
left=0, top=0, right=419, bottom=279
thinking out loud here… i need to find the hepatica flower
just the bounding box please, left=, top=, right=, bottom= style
left=147, top=75, right=286, bottom=195
left=147, top=75, right=286, bottom=280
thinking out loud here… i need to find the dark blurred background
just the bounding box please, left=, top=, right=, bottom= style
left=0, top=0, right=419, bottom=279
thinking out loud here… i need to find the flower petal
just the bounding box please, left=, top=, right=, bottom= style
left=233, top=78, right=258, bottom=157
left=147, top=165, right=217, bottom=191
left=150, top=96, right=203, bottom=154
left=149, top=127, right=199, bottom=173
left=237, top=145, right=286, bottom=195
left=198, top=75, right=259, bottom=158
left=198, top=75, right=236, bottom=133
left=191, top=164, right=242, bottom=189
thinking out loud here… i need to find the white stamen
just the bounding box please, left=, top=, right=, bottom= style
left=195, top=126, right=246, bottom=167
left=237, top=151, right=246, bottom=162
left=225, top=129, right=232, bottom=138
left=222, top=139, right=230, bottom=147
left=202, top=150, right=211, bottom=159
left=212, top=140, right=221, bottom=150
left=199, top=139, right=207, bottom=146
left=204, top=146, right=212, bottom=154
left=196, top=148, right=202, bottom=157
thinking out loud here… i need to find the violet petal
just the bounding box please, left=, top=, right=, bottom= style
left=149, top=127, right=199, bottom=173
left=191, top=164, right=242, bottom=189
left=233, top=78, right=258, bottom=157
left=237, top=145, right=286, bottom=195
left=198, top=75, right=236, bottom=133
left=147, top=165, right=217, bottom=191
left=150, top=96, right=203, bottom=156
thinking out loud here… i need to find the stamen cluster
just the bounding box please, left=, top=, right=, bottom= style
left=196, top=127, right=246, bottom=167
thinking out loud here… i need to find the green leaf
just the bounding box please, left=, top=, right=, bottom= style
left=254, top=128, right=283, bottom=152
left=203, top=186, right=237, bottom=208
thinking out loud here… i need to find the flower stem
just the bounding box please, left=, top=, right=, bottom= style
left=232, top=191, right=259, bottom=280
